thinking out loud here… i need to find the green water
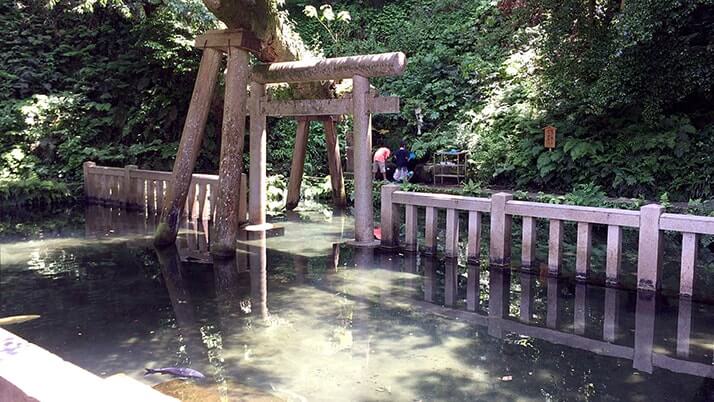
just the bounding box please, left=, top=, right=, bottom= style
left=1, top=206, right=713, bottom=401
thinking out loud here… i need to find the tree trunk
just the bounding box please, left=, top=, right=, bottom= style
left=202, top=0, right=333, bottom=99
left=203, top=0, right=310, bottom=63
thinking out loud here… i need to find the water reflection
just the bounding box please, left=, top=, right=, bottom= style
left=247, top=231, right=269, bottom=320
left=328, top=250, right=714, bottom=382
left=155, top=246, right=206, bottom=368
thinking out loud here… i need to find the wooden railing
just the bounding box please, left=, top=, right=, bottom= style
left=83, top=161, right=247, bottom=222
left=380, top=185, right=714, bottom=296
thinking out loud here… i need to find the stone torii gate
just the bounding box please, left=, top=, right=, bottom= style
left=154, top=29, right=406, bottom=256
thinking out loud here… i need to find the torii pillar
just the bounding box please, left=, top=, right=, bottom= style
left=250, top=52, right=406, bottom=246
left=351, top=74, right=374, bottom=245
left=285, top=116, right=346, bottom=211
left=155, top=29, right=259, bottom=258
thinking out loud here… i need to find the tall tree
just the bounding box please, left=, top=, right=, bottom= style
left=201, top=0, right=331, bottom=98
left=202, top=0, right=313, bottom=63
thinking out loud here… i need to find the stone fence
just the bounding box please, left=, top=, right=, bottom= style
left=380, top=184, right=714, bottom=296
left=83, top=162, right=247, bottom=223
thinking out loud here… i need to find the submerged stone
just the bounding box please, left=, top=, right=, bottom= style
left=153, top=379, right=283, bottom=402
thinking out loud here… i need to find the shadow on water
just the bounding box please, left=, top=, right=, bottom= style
left=1, top=205, right=714, bottom=401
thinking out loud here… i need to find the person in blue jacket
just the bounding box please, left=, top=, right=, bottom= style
left=393, top=142, right=410, bottom=182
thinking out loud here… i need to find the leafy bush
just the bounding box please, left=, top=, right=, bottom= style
left=288, top=0, right=714, bottom=201
left=0, top=0, right=219, bottom=194
left=0, top=177, right=73, bottom=207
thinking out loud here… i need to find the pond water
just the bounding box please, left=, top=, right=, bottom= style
left=1, top=206, right=713, bottom=401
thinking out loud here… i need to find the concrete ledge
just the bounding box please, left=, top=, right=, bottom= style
left=0, top=328, right=176, bottom=402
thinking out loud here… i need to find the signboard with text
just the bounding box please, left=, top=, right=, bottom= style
left=544, top=125, right=556, bottom=149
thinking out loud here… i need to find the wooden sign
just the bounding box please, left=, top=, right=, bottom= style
left=544, top=125, right=556, bottom=149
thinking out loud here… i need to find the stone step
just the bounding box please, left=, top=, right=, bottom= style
left=0, top=328, right=177, bottom=402
left=103, top=374, right=177, bottom=402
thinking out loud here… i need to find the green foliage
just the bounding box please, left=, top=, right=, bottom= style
left=658, top=192, right=673, bottom=209
left=265, top=174, right=334, bottom=214
left=2, top=0, right=713, bottom=210
left=563, top=183, right=607, bottom=207
left=287, top=0, right=714, bottom=201
left=0, top=0, right=219, bottom=197
left=0, top=177, right=73, bottom=207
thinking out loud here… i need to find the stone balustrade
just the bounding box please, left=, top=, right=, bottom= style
left=83, top=161, right=247, bottom=223
left=380, top=184, right=714, bottom=297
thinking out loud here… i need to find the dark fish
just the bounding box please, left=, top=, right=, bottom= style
left=144, top=367, right=205, bottom=379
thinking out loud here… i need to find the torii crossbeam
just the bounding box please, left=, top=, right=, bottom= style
left=154, top=29, right=406, bottom=256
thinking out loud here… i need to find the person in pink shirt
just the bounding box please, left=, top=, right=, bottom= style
left=372, top=146, right=391, bottom=181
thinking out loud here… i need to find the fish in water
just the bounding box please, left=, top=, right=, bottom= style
left=0, top=315, right=40, bottom=326
left=144, top=367, right=205, bottom=379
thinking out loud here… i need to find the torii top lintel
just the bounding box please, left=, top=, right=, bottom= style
left=194, top=29, right=406, bottom=84
left=251, top=52, right=407, bottom=84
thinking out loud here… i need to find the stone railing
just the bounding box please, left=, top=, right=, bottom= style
left=83, top=162, right=247, bottom=222
left=380, top=185, right=714, bottom=296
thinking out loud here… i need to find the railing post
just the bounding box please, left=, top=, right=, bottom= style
left=637, top=204, right=664, bottom=292
left=380, top=184, right=400, bottom=249
left=82, top=161, right=96, bottom=202
left=489, top=192, right=513, bottom=266
left=521, top=216, right=537, bottom=270
left=680, top=232, right=698, bottom=297
left=123, top=165, right=138, bottom=210
left=575, top=222, right=592, bottom=281
left=444, top=208, right=459, bottom=258
left=404, top=204, right=418, bottom=252
left=467, top=211, right=482, bottom=264
left=424, top=207, right=438, bottom=255
left=606, top=225, right=622, bottom=286
left=548, top=219, right=564, bottom=276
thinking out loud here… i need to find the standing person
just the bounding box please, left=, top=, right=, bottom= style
left=372, top=146, right=391, bottom=181
left=393, top=143, right=409, bottom=182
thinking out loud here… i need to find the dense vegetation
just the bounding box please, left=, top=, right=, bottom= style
left=1, top=0, right=713, bottom=207
left=290, top=0, right=714, bottom=200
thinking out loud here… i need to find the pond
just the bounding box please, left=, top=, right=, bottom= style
left=1, top=206, right=713, bottom=401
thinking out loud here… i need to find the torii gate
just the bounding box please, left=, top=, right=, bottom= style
left=154, top=29, right=406, bottom=257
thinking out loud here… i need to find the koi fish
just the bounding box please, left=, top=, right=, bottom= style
left=144, top=367, right=205, bottom=379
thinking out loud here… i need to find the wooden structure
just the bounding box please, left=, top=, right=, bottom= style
left=433, top=150, right=468, bottom=184
left=380, top=184, right=714, bottom=296
left=544, top=125, right=557, bottom=149
left=151, top=28, right=406, bottom=255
